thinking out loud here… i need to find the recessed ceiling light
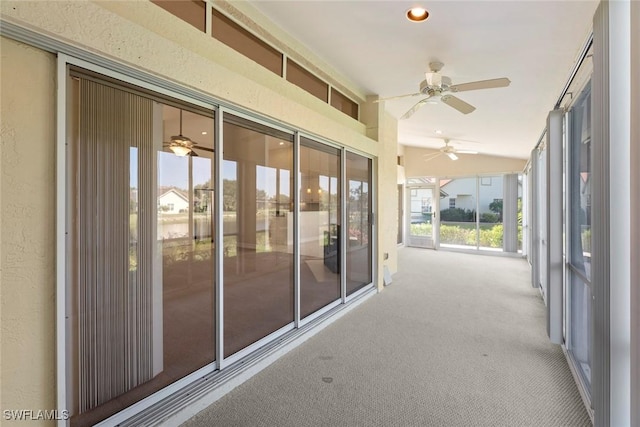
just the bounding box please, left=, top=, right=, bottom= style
left=406, top=7, right=429, bottom=22
left=201, top=131, right=208, bottom=135
left=435, top=130, right=443, bottom=135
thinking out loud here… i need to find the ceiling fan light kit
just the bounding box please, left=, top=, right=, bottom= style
left=163, top=109, right=214, bottom=157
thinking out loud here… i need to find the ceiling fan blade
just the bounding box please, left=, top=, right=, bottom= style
left=188, top=149, right=199, bottom=157
left=441, top=95, right=476, bottom=114
left=400, top=97, right=432, bottom=119
left=423, top=152, right=444, bottom=162
left=446, top=152, right=459, bottom=161
left=193, top=146, right=215, bottom=153
left=374, top=92, right=422, bottom=103
left=449, top=77, right=511, bottom=93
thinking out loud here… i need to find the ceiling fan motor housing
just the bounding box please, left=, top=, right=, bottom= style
left=420, top=74, right=451, bottom=95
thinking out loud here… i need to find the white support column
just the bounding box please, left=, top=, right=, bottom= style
left=607, top=1, right=631, bottom=426
left=631, top=2, right=640, bottom=425
left=546, top=110, right=563, bottom=344
left=592, top=1, right=631, bottom=425
left=503, top=174, right=518, bottom=253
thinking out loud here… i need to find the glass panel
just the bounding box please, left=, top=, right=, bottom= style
left=300, top=138, right=341, bottom=318
left=569, top=85, right=592, bottom=280
left=518, top=175, right=523, bottom=252
left=70, top=77, right=215, bottom=427
left=346, top=152, right=372, bottom=295
left=158, top=105, right=216, bottom=383
left=567, top=82, right=591, bottom=390
left=222, top=116, right=294, bottom=357
left=439, top=177, right=478, bottom=249
left=478, top=176, right=503, bottom=252
left=397, top=184, right=403, bottom=244
left=569, top=272, right=592, bottom=386
left=408, top=187, right=434, bottom=248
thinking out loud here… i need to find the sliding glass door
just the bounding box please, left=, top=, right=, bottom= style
left=66, top=66, right=375, bottom=427
left=299, top=138, right=341, bottom=318
left=69, top=75, right=216, bottom=427
left=222, top=115, right=294, bottom=357
left=346, top=152, right=373, bottom=296
left=566, top=83, right=592, bottom=391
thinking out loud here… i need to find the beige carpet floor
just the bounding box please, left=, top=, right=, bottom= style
left=182, top=248, right=591, bottom=427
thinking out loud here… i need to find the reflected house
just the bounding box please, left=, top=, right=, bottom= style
left=158, top=187, right=189, bottom=214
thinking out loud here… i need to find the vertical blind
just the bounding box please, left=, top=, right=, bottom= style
left=76, top=78, right=155, bottom=412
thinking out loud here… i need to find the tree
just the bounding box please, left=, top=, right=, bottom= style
left=489, top=199, right=503, bottom=221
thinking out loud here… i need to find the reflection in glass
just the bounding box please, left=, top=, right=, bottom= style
left=570, top=273, right=592, bottom=385
left=346, top=152, right=372, bottom=295
left=439, top=177, right=478, bottom=248
left=222, top=116, right=294, bottom=357
left=567, top=82, right=591, bottom=390
left=158, top=107, right=216, bottom=385
left=300, top=138, right=341, bottom=318
left=70, top=79, right=215, bottom=427
left=569, top=85, right=592, bottom=279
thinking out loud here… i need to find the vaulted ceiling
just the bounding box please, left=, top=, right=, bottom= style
left=249, top=1, right=598, bottom=159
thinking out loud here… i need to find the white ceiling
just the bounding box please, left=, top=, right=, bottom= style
left=248, top=0, right=597, bottom=159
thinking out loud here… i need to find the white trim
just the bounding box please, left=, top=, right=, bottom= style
left=56, top=53, right=70, bottom=427
left=345, top=283, right=375, bottom=303
left=94, top=361, right=218, bottom=427
left=294, top=131, right=301, bottom=328
left=215, top=106, right=225, bottom=369
left=221, top=107, right=295, bottom=135
left=221, top=323, right=296, bottom=367
left=562, top=344, right=594, bottom=422
left=298, top=300, right=342, bottom=327
left=204, top=0, right=213, bottom=36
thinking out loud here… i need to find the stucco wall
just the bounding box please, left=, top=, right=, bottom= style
left=403, top=146, right=527, bottom=178
left=1, top=37, right=57, bottom=424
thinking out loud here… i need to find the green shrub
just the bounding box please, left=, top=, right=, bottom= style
left=479, top=225, right=503, bottom=248
left=440, top=224, right=476, bottom=245
left=410, top=223, right=433, bottom=236
left=479, top=212, right=500, bottom=223
left=440, top=208, right=475, bottom=222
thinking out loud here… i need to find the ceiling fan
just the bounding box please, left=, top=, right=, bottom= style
left=423, top=139, right=478, bottom=162
left=163, top=109, right=214, bottom=157
left=377, top=62, right=510, bottom=119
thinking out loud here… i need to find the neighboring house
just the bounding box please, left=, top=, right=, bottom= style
left=440, top=177, right=504, bottom=215
left=158, top=188, right=189, bottom=214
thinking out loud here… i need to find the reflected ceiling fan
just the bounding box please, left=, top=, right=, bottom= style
left=377, top=62, right=510, bottom=119
left=423, top=139, right=478, bottom=162
left=163, top=109, right=214, bottom=157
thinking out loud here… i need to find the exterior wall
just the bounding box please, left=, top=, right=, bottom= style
left=159, top=191, right=189, bottom=214
left=0, top=0, right=399, bottom=420
left=0, top=37, right=57, bottom=424
left=441, top=178, right=504, bottom=214
left=403, top=146, right=526, bottom=178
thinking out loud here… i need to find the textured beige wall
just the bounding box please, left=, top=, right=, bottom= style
left=0, top=37, right=57, bottom=423
left=403, top=146, right=527, bottom=178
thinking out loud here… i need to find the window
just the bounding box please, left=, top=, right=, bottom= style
left=346, top=152, right=372, bottom=295
left=449, top=198, right=456, bottom=209
left=151, top=0, right=206, bottom=32
left=212, top=8, right=283, bottom=76
left=287, top=60, right=329, bottom=102
left=330, top=88, right=359, bottom=120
